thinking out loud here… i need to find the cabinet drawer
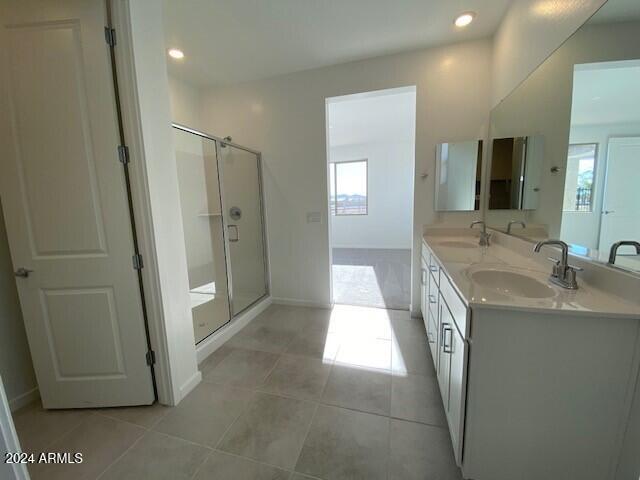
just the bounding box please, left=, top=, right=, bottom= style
left=420, top=259, right=428, bottom=318
left=427, top=271, right=439, bottom=321
left=439, top=273, right=467, bottom=337
left=428, top=253, right=440, bottom=285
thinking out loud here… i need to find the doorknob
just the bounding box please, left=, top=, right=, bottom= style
left=14, top=267, right=34, bottom=278
left=603, top=210, right=615, bottom=215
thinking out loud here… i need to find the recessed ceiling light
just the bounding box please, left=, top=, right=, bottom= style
left=454, top=12, right=476, bottom=27
left=168, top=48, right=184, bottom=60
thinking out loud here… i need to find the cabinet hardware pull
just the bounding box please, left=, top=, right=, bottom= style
left=443, top=326, right=453, bottom=353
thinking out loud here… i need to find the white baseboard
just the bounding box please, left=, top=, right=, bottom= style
left=178, top=371, right=202, bottom=404
left=271, top=297, right=333, bottom=309
left=9, top=387, right=39, bottom=412
left=195, top=296, right=273, bottom=365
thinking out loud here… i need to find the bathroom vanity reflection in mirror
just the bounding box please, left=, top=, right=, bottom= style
left=485, top=0, right=640, bottom=274
left=435, top=140, right=482, bottom=211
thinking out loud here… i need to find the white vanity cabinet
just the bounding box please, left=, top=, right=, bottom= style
left=422, top=240, right=468, bottom=465
left=421, top=245, right=439, bottom=361
left=421, top=234, right=640, bottom=480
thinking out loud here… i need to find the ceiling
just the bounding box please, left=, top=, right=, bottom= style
left=588, top=0, right=640, bottom=24
left=571, top=60, right=640, bottom=126
left=163, top=0, right=512, bottom=88
left=327, top=88, right=417, bottom=147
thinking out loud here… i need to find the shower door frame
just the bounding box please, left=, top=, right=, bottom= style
left=172, top=123, right=270, bottom=329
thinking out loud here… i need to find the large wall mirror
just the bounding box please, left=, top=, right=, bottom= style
left=485, top=0, right=640, bottom=274
left=435, top=140, right=483, bottom=211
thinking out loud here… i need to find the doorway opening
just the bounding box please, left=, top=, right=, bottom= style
left=326, top=86, right=417, bottom=310
left=560, top=59, right=640, bottom=271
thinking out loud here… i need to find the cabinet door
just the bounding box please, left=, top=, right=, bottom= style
left=427, top=310, right=438, bottom=363
left=448, top=325, right=467, bottom=465
left=438, top=301, right=452, bottom=409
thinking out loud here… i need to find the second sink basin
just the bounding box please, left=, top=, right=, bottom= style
left=436, top=240, right=478, bottom=249
left=469, top=268, right=556, bottom=299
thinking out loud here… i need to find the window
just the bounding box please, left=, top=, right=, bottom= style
left=562, top=143, right=597, bottom=212
left=329, top=160, right=368, bottom=215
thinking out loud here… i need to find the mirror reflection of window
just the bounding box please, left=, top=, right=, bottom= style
left=562, top=144, right=597, bottom=212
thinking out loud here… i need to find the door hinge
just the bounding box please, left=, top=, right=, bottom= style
left=146, top=350, right=156, bottom=366
left=117, top=145, right=130, bottom=165
left=132, top=253, right=144, bottom=270
left=104, top=27, right=116, bottom=47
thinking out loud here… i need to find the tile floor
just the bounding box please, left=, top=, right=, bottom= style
left=13, top=304, right=462, bottom=480
left=332, top=248, right=411, bottom=310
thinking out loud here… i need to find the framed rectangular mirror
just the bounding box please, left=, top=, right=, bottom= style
left=484, top=0, right=640, bottom=274
left=435, top=140, right=482, bottom=211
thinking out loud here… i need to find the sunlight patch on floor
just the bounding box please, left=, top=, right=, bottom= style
left=326, top=304, right=408, bottom=375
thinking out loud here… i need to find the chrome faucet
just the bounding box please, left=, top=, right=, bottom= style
left=608, top=241, right=640, bottom=265
left=507, top=220, right=526, bottom=234
left=470, top=221, right=491, bottom=246
left=533, top=239, right=582, bottom=290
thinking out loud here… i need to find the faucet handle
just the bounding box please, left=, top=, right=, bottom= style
left=567, top=264, right=583, bottom=272
left=546, top=257, right=560, bottom=265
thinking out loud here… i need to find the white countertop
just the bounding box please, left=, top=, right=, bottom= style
left=423, top=233, right=640, bottom=319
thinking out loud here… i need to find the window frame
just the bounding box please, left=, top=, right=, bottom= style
left=329, top=159, right=369, bottom=216
left=563, top=142, right=598, bottom=213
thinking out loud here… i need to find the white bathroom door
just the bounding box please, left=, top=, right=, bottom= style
left=0, top=0, right=155, bottom=408
left=598, top=137, right=640, bottom=253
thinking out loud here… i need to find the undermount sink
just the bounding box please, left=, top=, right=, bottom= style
left=470, top=269, right=556, bottom=299
left=436, top=240, right=477, bottom=249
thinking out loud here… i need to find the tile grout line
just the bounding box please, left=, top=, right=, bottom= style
left=30, top=410, right=97, bottom=454
left=291, top=400, right=321, bottom=476
left=187, top=448, right=215, bottom=480
left=94, top=427, right=148, bottom=480
left=212, top=388, right=258, bottom=451
left=386, top=398, right=392, bottom=480
left=92, top=404, right=171, bottom=431
left=210, top=448, right=295, bottom=475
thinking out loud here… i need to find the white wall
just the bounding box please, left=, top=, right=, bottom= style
left=125, top=0, right=200, bottom=403
left=330, top=141, right=414, bottom=249
left=561, top=122, right=640, bottom=249
left=0, top=199, right=37, bottom=411
left=491, top=0, right=606, bottom=106
left=168, top=75, right=203, bottom=129
left=198, top=40, right=492, bottom=311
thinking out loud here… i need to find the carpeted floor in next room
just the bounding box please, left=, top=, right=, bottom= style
left=332, top=248, right=411, bottom=310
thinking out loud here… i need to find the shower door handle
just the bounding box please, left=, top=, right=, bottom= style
left=228, top=225, right=239, bottom=242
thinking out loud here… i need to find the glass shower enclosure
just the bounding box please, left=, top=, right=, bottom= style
left=173, top=124, right=269, bottom=344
